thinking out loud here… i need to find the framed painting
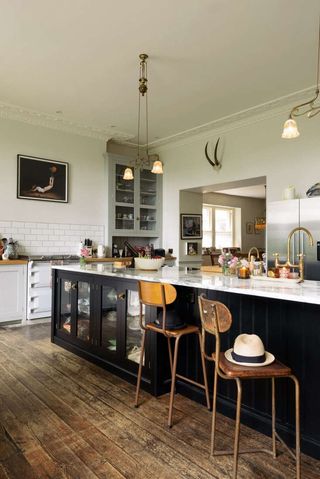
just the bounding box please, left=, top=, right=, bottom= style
left=246, top=222, right=254, bottom=234
left=17, top=154, right=69, bottom=203
left=186, top=241, right=199, bottom=255
left=181, top=214, right=202, bottom=239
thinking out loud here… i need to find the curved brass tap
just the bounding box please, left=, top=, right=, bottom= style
left=274, top=227, right=314, bottom=281
left=248, top=247, right=260, bottom=261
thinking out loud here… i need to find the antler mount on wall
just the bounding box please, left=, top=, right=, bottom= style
left=204, top=137, right=222, bottom=170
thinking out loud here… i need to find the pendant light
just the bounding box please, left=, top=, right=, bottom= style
left=123, top=54, right=163, bottom=179
left=282, top=18, right=320, bottom=139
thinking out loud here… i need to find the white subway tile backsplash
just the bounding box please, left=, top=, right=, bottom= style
left=0, top=220, right=104, bottom=255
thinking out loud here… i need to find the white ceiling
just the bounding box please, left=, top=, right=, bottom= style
left=0, top=0, right=319, bottom=143
left=217, top=185, right=266, bottom=199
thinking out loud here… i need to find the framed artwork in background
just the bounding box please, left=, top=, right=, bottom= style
left=246, top=222, right=254, bottom=234
left=186, top=242, right=199, bottom=255
left=181, top=214, right=202, bottom=239
left=17, top=154, right=69, bottom=203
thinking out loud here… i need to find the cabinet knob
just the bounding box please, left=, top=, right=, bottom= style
left=118, top=292, right=126, bottom=300
left=136, top=217, right=140, bottom=220
left=71, top=283, right=78, bottom=290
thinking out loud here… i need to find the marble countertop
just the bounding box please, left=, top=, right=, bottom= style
left=52, top=263, right=320, bottom=305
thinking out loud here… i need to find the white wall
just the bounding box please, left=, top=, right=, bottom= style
left=0, top=117, right=106, bottom=226
left=156, top=110, right=320, bottom=258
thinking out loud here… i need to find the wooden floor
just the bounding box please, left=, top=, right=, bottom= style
left=0, top=324, right=319, bottom=479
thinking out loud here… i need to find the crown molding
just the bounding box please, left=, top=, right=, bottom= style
left=0, top=100, right=134, bottom=142
left=129, top=85, right=318, bottom=151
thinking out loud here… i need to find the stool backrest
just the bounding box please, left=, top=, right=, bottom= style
left=138, top=281, right=177, bottom=307
left=198, top=294, right=232, bottom=335
left=198, top=294, right=232, bottom=365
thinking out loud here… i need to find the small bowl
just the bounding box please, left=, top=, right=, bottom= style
left=134, top=257, right=165, bottom=270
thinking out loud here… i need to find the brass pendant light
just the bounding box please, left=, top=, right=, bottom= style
left=282, top=18, right=320, bottom=139
left=123, top=54, right=163, bottom=179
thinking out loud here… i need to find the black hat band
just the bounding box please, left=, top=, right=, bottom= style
left=231, top=351, right=266, bottom=364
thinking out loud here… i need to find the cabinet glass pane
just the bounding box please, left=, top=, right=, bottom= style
left=77, top=281, right=90, bottom=342
left=140, top=207, right=156, bottom=231
left=59, top=279, right=72, bottom=334
left=140, top=169, right=157, bottom=207
left=101, top=286, right=117, bottom=353
left=115, top=165, right=134, bottom=204
left=126, top=290, right=145, bottom=364
left=115, top=205, right=134, bottom=230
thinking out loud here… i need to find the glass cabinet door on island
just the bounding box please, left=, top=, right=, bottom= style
left=59, top=279, right=73, bottom=335
left=125, top=289, right=145, bottom=365
left=99, top=284, right=118, bottom=354
left=58, top=278, right=92, bottom=345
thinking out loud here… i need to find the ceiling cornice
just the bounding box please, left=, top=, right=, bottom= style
left=0, top=100, right=134, bottom=142
left=141, top=86, right=318, bottom=150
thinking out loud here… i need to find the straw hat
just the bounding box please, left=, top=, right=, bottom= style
left=225, top=334, right=275, bottom=367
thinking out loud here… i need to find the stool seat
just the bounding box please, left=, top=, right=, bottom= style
left=213, top=352, right=292, bottom=378
left=146, top=323, right=199, bottom=337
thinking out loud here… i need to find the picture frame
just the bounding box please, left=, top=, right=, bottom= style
left=186, top=242, right=199, bottom=255
left=181, top=214, right=202, bottom=239
left=17, top=154, right=69, bottom=203
left=246, top=222, right=254, bottom=234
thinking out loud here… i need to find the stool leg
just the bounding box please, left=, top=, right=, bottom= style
left=290, top=375, right=301, bottom=479
left=135, top=329, right=146, bottom=408
left=168, top=335, right=181, bottom=428
left=167, top=337, right=173, bottom=375
left=233, top=378, right=242, bottom=479
left=197, top=331, right=210, bottom=410
left=210, top=365, right=218, bottom=455
left=272, top=377, right=277, bottom=458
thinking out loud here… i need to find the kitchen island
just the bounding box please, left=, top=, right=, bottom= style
left=51, top=264, right=320, bottom=459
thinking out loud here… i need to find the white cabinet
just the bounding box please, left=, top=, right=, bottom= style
left=108, top=154, right=162, bottom=239
left=0, top=265, right=27, bottom=322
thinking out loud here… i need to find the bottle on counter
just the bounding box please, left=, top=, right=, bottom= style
left=112, top=243, right=120, bottom=258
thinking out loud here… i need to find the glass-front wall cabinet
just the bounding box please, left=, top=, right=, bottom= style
left=110, top=156, right=161, bottom=237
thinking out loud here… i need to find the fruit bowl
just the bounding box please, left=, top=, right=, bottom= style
left=134, top=257, right=165, bottom=270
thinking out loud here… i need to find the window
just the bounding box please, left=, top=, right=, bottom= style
left=202, top=204, right=235, bottom=248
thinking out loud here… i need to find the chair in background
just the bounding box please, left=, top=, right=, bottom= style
left=135, top=280, right=211, bottom=427
left=198, top=294, right=300, bottom=479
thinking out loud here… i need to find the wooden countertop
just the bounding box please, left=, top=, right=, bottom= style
left=0, top=259, right=28, bottom=265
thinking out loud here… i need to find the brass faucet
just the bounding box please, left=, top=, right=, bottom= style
left=274, top=227, right=314, bottom=281
left=248, top=247, right=260, bottom=261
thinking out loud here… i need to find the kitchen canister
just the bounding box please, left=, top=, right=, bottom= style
left=283, top=185, right=295, bottom=200
left=97, top=244, right=105, bottom=258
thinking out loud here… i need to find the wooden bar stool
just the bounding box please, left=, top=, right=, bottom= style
left=198, top=294, right=300, bottom=479
left=135, top=281, right=211, bottom=427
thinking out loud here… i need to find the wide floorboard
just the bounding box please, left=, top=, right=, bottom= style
left=0, top=323, right=319, bottom=479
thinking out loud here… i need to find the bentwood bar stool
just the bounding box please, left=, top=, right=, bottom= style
left=198, top=294, right=301, bottom=479
left=135, top=281, right=211, bottom=427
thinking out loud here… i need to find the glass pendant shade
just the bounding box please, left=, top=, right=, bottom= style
left=151, top=160, right=163, bottom=174
left=123, top=167, right=134, bottom=180
left=281, top=118, right=300, bottom=139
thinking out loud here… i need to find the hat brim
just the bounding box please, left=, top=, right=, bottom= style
left=224, top=348, right=275, bottom=367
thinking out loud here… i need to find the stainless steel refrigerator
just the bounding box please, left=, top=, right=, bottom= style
left=267, top=197, right=320, bottom=280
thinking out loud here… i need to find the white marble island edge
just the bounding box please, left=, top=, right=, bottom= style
left=52, top=264, right=320, bottom=306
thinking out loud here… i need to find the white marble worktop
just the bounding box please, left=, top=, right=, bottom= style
left=52, top=263, right=320, bottom=305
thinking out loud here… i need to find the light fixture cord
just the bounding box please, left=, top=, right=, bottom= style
left=145, top=61, right=149, bottom=159
left=316, top=16, right=320, bottom=90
